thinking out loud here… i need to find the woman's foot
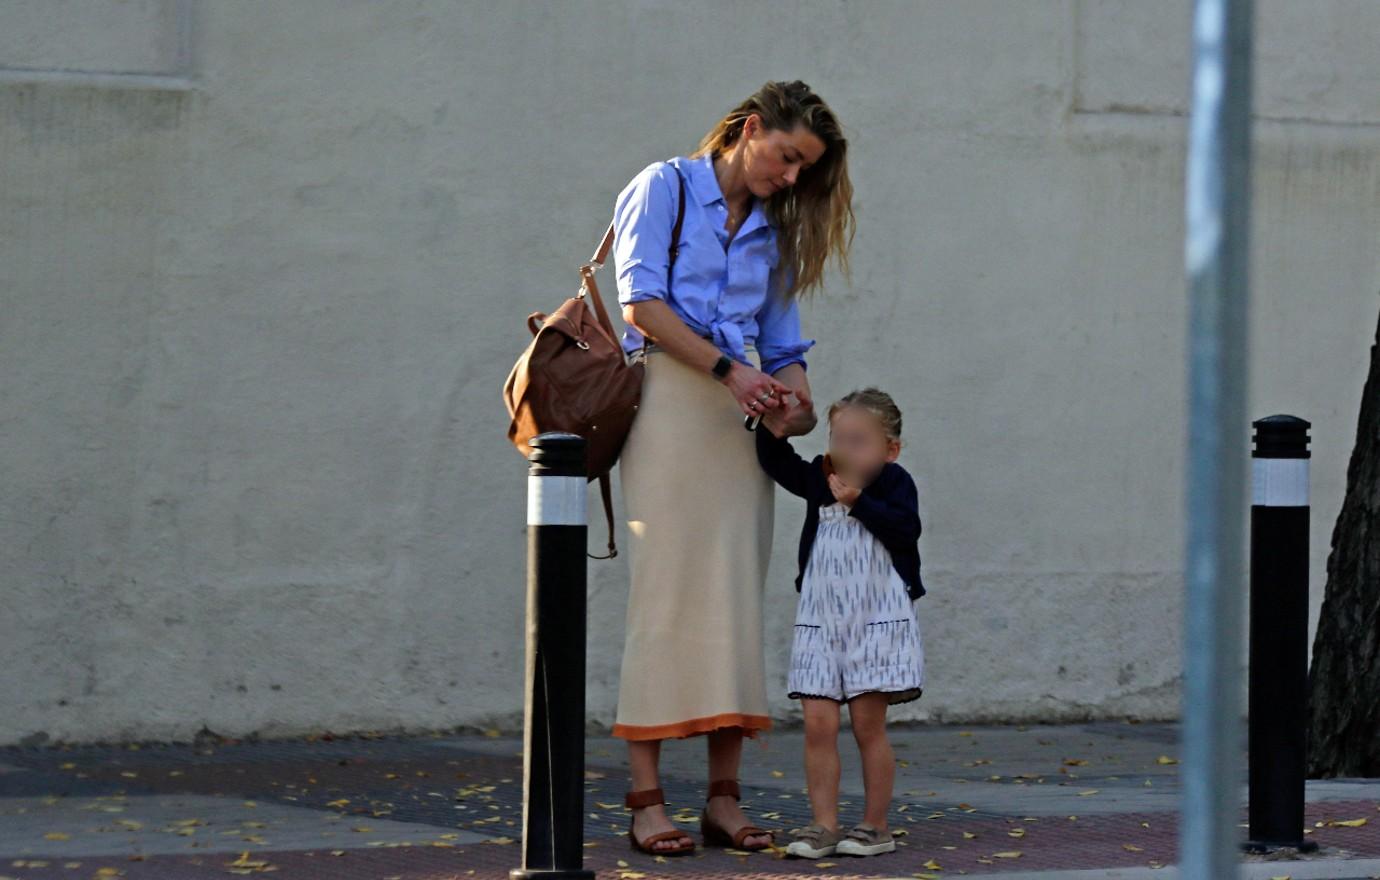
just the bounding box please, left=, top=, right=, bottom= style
left=626, top=789, right=694, bottom=855
left=785, top=823, right=841, bottom=859
left=834, top=822, right=895, bottom=856
left=703, top=792, right=772, bottom=849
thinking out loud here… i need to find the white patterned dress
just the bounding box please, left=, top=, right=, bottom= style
left=787, top=501, right=925, bottom=704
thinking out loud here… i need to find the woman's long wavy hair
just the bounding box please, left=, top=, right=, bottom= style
left=691, top=80, right=854, bottom=300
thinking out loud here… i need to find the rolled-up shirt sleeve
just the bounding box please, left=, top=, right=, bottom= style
left=756, top=265, right=815, bottom=374
left=612, top=163, right=677, bottom=307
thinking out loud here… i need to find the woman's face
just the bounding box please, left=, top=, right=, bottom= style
left=740, top=115, right=828, bottom=199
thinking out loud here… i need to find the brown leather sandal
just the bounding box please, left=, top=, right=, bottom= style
left=625, top=788, right=695, bottom=856
left=700, top=780, right=774, bottom=851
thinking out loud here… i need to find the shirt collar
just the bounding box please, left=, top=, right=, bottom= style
left=683, top=153, right=724, bottom=207
left=678, top=153, right=777, bottom=232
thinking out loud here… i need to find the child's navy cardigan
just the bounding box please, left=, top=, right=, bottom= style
left=755, top=428, right=926, bottom=601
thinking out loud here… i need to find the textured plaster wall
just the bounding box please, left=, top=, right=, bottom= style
left=1, top=1, right=1377, bottom=745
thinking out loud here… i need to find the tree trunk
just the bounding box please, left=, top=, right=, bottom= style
left=1307, top=306, right=1380, bottom=778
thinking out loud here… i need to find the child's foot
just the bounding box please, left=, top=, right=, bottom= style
left=835, top=822, right=895, bottom=856
left=785, top=823, right=841, bottom=859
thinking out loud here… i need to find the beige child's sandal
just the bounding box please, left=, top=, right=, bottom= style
left=835, top=822, right=896, bottom=856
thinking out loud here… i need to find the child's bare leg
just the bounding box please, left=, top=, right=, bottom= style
left=847, top=693, right=894, bottom=829
left=802, top=698, right=842, bottom=829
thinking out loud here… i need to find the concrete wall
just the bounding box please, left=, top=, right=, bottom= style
left=2, top=1, right=1377, bottom=746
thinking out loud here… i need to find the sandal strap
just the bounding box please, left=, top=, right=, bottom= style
left=625, top=788, right=666, bottom=809
left=846, top=822, right=883, bottom=842
left=706, top=779, right=741, bottom=801
left=639, top=829, right=691, bottom=847
left=794, top=823, right=829, bottom=844
left=733, top=824, right=771, bottom=847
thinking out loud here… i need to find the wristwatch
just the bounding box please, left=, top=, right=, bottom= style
left=711, top=354, right=733, bottom=381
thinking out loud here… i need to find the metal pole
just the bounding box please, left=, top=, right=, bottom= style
left=512, top=432, right=594, bottom=880
left=1181, top=0, right=1254, bottom=877
left=1245, top=416, right=1316, bottom=853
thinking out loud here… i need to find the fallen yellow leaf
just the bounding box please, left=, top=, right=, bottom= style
left=922, top=858, right=943, bottom=869
left=994, top=851, right=1023, bottom=858
left=1330, top=818, right=1368, bottom=828
left=1157, top=755, right=1179, bottom=765
left=42, top=832, right=69, bottom=841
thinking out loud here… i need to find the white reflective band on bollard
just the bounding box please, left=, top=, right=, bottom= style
left=1252, top=459, right=1308, bottom=508
left=528, top=476, right=586, bottom=526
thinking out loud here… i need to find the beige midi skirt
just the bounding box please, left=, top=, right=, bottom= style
left=613, top=346, right=775, bottom=741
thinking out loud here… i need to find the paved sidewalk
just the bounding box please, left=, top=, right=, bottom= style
left=2, top=722, right=1379, bottom=879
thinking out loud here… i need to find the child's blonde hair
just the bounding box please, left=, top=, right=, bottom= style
left=827, top=387, right=903, bottom=442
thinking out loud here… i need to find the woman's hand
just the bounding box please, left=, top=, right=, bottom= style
left=827, top=473, right=861, bottom=508
left=722, top=363, right=793, bottom=419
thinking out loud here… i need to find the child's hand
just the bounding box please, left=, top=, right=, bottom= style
left=766, top=393, right=817, bottom=438
left=827, top=473, right=861, bottom=507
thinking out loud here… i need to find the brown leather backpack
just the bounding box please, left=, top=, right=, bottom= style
left=503, top=165, right=686, bottom=558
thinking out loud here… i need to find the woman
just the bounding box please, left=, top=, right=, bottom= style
left=610, top=80, right=855, bottom=855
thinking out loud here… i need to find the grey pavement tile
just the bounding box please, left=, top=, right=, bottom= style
left=0, top=793, right=484, bottom=859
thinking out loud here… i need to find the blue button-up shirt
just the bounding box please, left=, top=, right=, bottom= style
left=611, top=153, right=814, bottom=375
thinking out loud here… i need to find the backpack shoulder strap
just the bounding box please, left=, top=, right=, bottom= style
left=587, top=473, right=618, bottom=559
left=583, top=160, right=688, bottom=561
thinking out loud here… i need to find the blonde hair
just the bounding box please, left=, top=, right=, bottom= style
left=828, top=387, right=903, bottom=442
left=690, top=80, right=855, bottom=300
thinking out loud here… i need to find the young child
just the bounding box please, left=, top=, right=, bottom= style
left=755, top=387, right=926, bottom=859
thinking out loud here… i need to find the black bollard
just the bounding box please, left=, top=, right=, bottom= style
left=1244, top=415, right=1317, bottom=853
left=512, top=432, right=594, bottom=880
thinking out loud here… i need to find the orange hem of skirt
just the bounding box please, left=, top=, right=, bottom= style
left=612, top=713, right=773, bottom=742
